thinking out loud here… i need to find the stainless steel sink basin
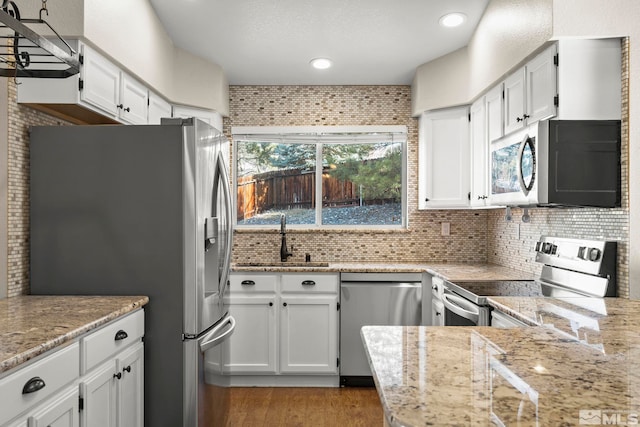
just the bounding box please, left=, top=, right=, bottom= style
left=234, top=261, right=330, bottom=268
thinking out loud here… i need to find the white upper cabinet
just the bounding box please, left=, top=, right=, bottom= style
left=418, top=106, right=470, bottom=209
left=148, top=92, right=173, bottom=125
left=119, top=74, right=149, bottom=125
left=80, top=44, right=121, bottom=119
left=469, top=97, right=488, bottom=207
left=503, top=67, right=527, bottom=135
left=485, top=83, right=504, bottom=144
left=503, top=44, right=557, bottom=135
left=173, top=105, right=223, bottom=131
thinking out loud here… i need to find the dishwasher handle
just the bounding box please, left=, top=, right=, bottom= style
left=442, top=292, right=480, bottom=325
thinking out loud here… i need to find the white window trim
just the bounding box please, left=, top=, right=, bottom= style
left=232, top=125, right=408, bottom=230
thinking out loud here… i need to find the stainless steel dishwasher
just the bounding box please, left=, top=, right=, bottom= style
left=340, top=272, right=422, bottom=386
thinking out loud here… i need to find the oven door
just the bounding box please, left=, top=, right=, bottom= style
left=442, top=291, right=490, bottom=326
left=489, top=124, right=539, bottom=206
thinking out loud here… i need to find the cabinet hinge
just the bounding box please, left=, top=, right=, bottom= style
left=79, top=53, right=84, bottom=65
left=78, top=78, right=84, bottom=91
left=553, top=53, right=559, bottom=66
left=554, top=94, right=559, bottom=107
left=337, top=358, right=340, bottom=368
left=337, top=302, right=340, bottom=311
left=79, top=397, right=84, bottom=411
left=468, top=192, right=471, bottom=201
left=468, top=113, right=471, bottom=122
left=502, top=90, right=505, bottom=99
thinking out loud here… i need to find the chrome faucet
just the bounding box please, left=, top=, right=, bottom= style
left=280, top=214, right=293, bottom=262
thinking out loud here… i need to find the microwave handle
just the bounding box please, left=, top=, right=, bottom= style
left=516, top=133, right=535, bottom=196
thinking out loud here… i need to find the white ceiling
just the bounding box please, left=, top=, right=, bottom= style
left=149, top=0, right=490, bottom=86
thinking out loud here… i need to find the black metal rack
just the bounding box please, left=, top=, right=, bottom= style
left=0, top=0, right=79, bottom=78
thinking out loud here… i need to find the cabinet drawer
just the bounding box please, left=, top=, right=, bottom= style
left=81, top=310, right=144, bottom=373
left=0, top=342, right=79, bottom=426
left=229, top=274, right=277, bottom=293
left=281, top=274, right=338, bottom=293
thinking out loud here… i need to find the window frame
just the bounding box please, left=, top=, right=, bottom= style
left=231, top=125, right=408, bottom=230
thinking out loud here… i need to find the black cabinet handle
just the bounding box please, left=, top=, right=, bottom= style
left=22, top=377, right=45, bottom=394
left=301, top=280, right=316, bottom=286
left=516, top=116, right=523, bottom=122
left=425, top=197, right=429, bottom=202
left=523, top=114, right=530, bottom=119
left=117, top=104, right=123, bottom=109
left=283, top=302, right=287, bottom=307
left=114, top=330, right=128, bottom=341
left=123, top=365, right=131, bottom=373
left=268, top=302, right=273, bottom=306
left=241, top=280, right=255, bottom=286
left=113, top=372, right=122, bottom=380
left=124, top=107, right=130, bottom=112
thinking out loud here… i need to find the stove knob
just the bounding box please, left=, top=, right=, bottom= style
left=543, top=243, right=552, bottom=254
left=588, top=248, right=601, bottom=262
left=550, top=244, right=558, bottom=255
left=535, top=241, right=542, bottom=252
left=578, top=246, right=587, bottom=259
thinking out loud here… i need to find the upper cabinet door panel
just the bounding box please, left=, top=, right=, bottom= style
left=485, top=84, right=503, bottom=145
left=80, top=45, right=121, bottom=118
left=148, top=92, right=173, bottom=125
left=526, top=44, right=557, bottom=123
left=503, top=67, right=526, bottom=135
left=120, top=74, right=149, bottom=125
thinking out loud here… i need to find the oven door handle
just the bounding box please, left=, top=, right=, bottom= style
left=442, top=293, right=480, bottom=324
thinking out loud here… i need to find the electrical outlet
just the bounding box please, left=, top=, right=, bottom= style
left=441, top=222, right=450, bottom=236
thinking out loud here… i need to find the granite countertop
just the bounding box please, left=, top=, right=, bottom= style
left=232, top=262, right=534, bottom=282
left=0, top=295, right=149, bottom=374
left=362, top=297, right=640, bottom=426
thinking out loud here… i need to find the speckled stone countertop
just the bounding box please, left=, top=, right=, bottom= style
left=363, top=297, right=640, bottom=426
left=232, top=262, right=534, bottom=282
left=0, top=295, right=148, bottom=374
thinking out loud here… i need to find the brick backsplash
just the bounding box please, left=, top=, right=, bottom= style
left=226, top=85, right=490, bottom=265
left=2, top=38, right=629, bottom=297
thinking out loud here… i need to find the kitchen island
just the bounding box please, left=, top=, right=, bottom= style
left=0, top=295, right=148, bottom=373
left=362, top=297, right=640, bottom=426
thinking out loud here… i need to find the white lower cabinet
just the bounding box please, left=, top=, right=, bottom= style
left=80, top=342, right=143, bottom=427
left=0, top=310, right=144, bottom=427
left=224, top=295, right=277, bottom=373
left=226, top=272, right=339, bottom=383
left=28, top=386, right=80, bottom=427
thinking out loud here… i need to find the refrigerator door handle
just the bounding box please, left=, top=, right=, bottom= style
left=199, top=315, right=236, bottom=353
left=214, top=152, right=233, bottom=292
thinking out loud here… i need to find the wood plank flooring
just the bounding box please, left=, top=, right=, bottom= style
left=226, top=387, right=383, bottom=426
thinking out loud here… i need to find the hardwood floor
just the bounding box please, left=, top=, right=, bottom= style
left=226, top=387, right=383, bottom=426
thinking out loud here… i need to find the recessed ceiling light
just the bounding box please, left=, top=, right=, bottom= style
left=310, top=58, right=332, bottom=70
left=439, top=12, right=467, bottom=28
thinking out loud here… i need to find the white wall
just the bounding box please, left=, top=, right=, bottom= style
left=551, top=0, right=640, bottom=297
left=412, top=0, right=553, bottom=115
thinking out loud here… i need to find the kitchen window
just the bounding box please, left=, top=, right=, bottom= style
left=232, top=126, right=407, bottom=229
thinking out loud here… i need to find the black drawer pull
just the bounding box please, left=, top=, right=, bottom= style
left=301, top=280, right=316, bottom=286
left=241, top=280, right=255, bottom=286
left=123, top=365, right=131, bottom=373
left=114, top=330, right=129, bottom=341
left=22, top=376, right=45, bottom=394
left=114, top=372, right=122, bottom=380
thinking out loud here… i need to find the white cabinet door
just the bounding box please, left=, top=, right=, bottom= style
left=503, top=67, right=526, bottom=135
left=418, top=106, right=470, bottom=209
left=80, top=44, right=121, bottom=119
left=225, top=296, right=277, bottom=374
left=526, top=44, right=557, bottom=123
left=119, top=74, right=149, bottom=125
left=148, top=92, right=172, bottom=125
left=116, top=343, right=144, bottom=427
left=80, top=360, right=117, bottom=427
left=485, top=84, right=503, bottom=145
left=28, top=386, right=79, bottom=427
left=173, top=105, right=223, bottom=131
left=279, top=295, right=338, bottom=375
left=469, top=97, right=488, bottom=207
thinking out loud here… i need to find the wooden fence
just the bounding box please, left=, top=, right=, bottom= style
left=237, top=168, right=359, bottom=221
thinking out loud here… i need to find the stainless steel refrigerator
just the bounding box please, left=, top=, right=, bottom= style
left=29, top=118, right=235, bottom=427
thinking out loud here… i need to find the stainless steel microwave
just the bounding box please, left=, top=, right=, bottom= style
left=489, top=120, right=621, bottom=207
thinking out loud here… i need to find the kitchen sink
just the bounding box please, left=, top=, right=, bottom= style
left=234, top=261, right=330, bottom=267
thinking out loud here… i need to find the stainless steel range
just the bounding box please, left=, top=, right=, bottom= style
left=440, top=236, right=617, bottom=326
